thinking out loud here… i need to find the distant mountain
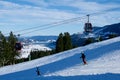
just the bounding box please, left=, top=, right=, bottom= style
left=27, top=35, right=58, bottom=41
left=19, top=36, right=58, bottom=50
left=71, top=33, right=86, bottom=47
left=71, top=23, right=120, bottom=47
left=20, top=23, right=120, bottom=48
left=93, top=23, right=120, bottom=35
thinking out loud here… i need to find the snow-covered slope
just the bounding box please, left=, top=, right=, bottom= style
left=0, top=37, right=120, bottom=80
left=19, top=44, right=51, bottom=58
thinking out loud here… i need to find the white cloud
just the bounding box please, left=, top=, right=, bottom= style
left=35, top=0, right=120, bottom=13
left=0, top=1, right=22, bottom=9
left=0, top=0, right=120, bottom=36
left=0, top=0, right=119, bottom=24
left=0, top=1, right=78, bottom=25
left=20, top=0, right=49, bottom=7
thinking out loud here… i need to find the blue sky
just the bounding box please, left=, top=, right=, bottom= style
left=0, top=0, right=120, bottom=36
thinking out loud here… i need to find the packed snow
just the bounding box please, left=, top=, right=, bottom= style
left=0, top=37, right=120, bottom=80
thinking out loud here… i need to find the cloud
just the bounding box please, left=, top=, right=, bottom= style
left=0, top=0, right=120, bottom=36
left=88, top=10, right=120, bottom=27
left=0, top=0, right=79, bottom=25
left=19, top=0, right=49, bottom=7
left=43, top=0, right=120, bottom=13
left=0, top=0, right=23, bottom=9
left=0, top=0, right=119, bottom=24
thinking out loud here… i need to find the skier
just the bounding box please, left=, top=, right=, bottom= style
left=36, top=67, right=40, bottom=76
left=80, top=51, right=87, bottom=65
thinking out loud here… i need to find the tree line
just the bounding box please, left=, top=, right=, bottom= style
left=0, top=31, right=73, bottom=67
left=16, top=32, right=73, bottom=64
left=0, top=31, right=19, bottom=66
left=27, top=32, right=73, bottom=61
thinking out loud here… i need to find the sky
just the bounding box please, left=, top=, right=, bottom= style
left=0, top=0, right=120, bottom=36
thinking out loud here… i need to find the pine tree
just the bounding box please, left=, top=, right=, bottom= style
left=108, top=33, right=117, bottom=39
left=56, top=33, right=64, bottom=53
left=0, top=32, right=4, bottom=53
left=55, top=32, right=73, bottom=53
left=0, top=32, right=11, bottom=66
left=1, top=38, right=12, bottom=66
left=0, top=32, right=4, bottom=66
left=8, top=32, right=18, bottom=64
left=84, top=38, right=93, bottom=45
left=63, top=32, right=72, bottom=50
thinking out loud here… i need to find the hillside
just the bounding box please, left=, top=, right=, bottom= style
left=0, top=37, right=120, bottom=80
left=71, top=23, right=120, bottom=46
left=92, top=23, right=120, bottom=35
left=19, top=44, right=52, bottom=58
left=23, top=36, right=58, bottom=42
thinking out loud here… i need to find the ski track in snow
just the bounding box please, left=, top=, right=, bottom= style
left=0, top=37, right=120, bottom=80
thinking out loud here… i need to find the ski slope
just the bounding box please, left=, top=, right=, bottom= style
left=0, top=37, right=120, bottom=80
left=19, top=44, right=51, bottom=58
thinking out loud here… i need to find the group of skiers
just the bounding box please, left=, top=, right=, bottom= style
left=36, top=51, right=87, bottom=76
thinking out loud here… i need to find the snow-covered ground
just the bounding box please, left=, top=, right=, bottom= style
left=18, top=44, right=52, bottom=58
left=0, top=37, right=120, bottom=80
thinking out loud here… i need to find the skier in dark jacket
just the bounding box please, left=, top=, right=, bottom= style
left=80, top=52, right=87, bottom=64
left=36, top=67, right=40, bottom=76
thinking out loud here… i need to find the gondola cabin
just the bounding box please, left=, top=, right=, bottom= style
left=84, top=14, right=92, bottom=33
left=15, top=42, right=22, bottom=51
left=84, top=23, right=92, bottom=32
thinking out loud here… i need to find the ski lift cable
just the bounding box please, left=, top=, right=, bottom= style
left=4, top=16, right=86, bottom=36
left=19, top=9, right=117, bottom=33
left=19, top=11, right=111, bottom=36
left=14, top=10, right=111, bottom=36
left=4, top=9, right=118, bottom=36
left=20, top=17, right=86, bottom=35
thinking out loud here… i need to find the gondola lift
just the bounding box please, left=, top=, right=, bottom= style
left=15, top=34, right=23, bottom=51
left=84, top=14, right=93, bottom=33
